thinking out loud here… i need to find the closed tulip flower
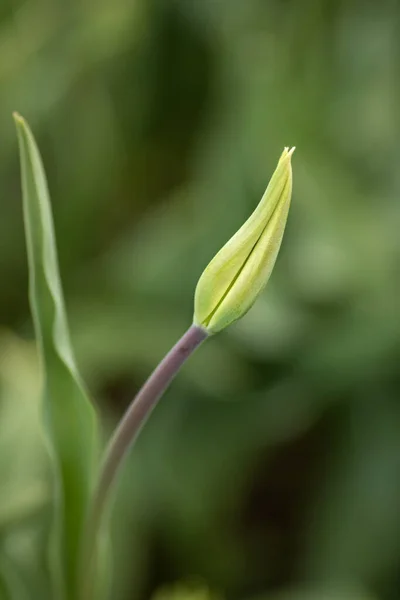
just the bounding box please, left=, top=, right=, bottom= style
left=194, top=147, right=295, bottom=334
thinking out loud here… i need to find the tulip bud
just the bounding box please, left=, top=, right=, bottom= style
left=193, top=147, right=294, bottom=334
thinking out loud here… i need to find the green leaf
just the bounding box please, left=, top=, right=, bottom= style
left=13, top=114, right=98, bottom=600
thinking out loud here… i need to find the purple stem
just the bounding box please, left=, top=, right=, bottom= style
left=82, top=324, right=208, bottom=596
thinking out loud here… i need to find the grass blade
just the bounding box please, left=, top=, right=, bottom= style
left=13, top=113, right=98, bottom=600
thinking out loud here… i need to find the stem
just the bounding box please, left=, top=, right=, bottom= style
left=82, top=324, right=208, bottom=597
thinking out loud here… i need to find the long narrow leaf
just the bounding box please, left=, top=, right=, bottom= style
left=14, top=114, right=98, bottom=600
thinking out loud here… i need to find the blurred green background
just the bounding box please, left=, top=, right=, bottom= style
left=1, top=0, right=400, bottom=599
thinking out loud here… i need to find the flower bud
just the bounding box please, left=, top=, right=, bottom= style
left=194, top=147, right=294, bottom=334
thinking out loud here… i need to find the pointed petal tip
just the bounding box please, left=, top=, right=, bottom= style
left=283, top=146, right=296, bottom=157
left=280, top=146, right=296, bottom=164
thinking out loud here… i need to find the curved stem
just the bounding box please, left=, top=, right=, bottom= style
left=82, top=324, right=208, bottom=597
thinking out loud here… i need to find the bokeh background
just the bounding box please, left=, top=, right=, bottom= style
left=1, top=1, right=400, bottom=599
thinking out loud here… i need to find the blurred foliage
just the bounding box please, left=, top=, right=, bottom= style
left=1, top=0, right=400, bottom=599
left=152, top=581, right=221, bottom=600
